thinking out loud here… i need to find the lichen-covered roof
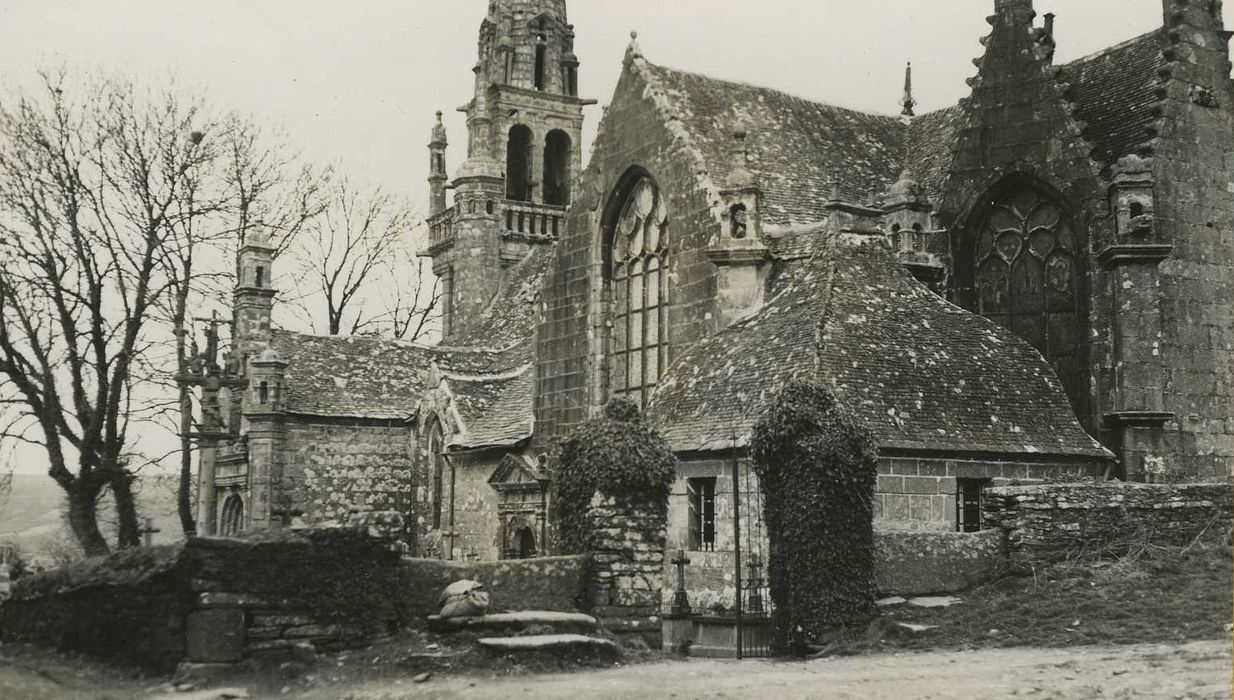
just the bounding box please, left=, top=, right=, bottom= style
left=647, top=240, right=1111, bottom=461
left=448, top=368, right=536, bottom=449
left=904, top=105, right=964, bottom=198
left=637, top=61, right=907, bottom=223
left=271, top=330, right=431, bottom=420
left=1058, top=30, right=1166, bottom=167
left=267, top=242, right=551, bottom=425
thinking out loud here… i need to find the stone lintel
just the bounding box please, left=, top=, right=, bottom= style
left=825, top=200, right=885, bottom=217
left=1096, top=243, right=1174, bottom=269
left=1104, top=410, right=1176, bottom=428
left=706, top=245, right=770, bottom=267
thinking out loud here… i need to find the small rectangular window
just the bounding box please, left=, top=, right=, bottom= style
left=956, top=478, right=989, bottom=533
left=687, top=477, right=717, bottom=551
left=255, top=266, right=265, bottom=288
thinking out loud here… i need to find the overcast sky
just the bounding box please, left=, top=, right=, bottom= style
left=0, top=0, right=1228, bottom=475
left=3, top=0, right=1222, bottom=216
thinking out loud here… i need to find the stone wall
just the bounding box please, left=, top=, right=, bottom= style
left=585, top=494, right=666, bottom=644
left=0, top=546, right=192, bottom=671
left=876, top=455, right=1100, bottom=531
left=280, top=419, right=416, bottom=532
left=984, top=482, right=1233, bottom=561
left=534, top=53, right=725, bottom=445
left=874, top=530, right=1006, bottom=596
left=441, top=452, right=502, bottom=561
left=399, top=555, right=588, bottom=621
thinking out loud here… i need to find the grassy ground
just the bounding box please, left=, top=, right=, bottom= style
left=831, top=538, right=1233, bottom=655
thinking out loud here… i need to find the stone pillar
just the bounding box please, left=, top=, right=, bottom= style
left=584, top=493, right=666, bottom=648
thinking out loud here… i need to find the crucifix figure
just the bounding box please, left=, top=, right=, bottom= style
left=671, top=548, right=692, bottom=616
left=138, top=517, right=161, bottom=547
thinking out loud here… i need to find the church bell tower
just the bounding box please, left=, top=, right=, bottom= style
left=422, top=0, right=593, bottom=339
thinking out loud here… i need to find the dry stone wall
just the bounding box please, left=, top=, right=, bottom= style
left=983, top=482, right=1232, bottom=561
left=585, top=494, right=666, bottom=643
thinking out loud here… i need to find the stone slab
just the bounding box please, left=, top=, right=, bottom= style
left=477, top=634, right=618, bottom=652
left=907, top=596, right=962, bottom=608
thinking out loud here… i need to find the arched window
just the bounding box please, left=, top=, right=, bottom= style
left=543, top=131, right=571, bottom=206
left=607, top=174, right=670, bottom=407
left=971, top=186, right=1084, bottom=409
left=220, top=493, right=245, bottom=537
left=506, top=125, right=533, bottom=202
left=534, top=19, right=548, bottom=91
left=427, top=419, right=446, bottom=530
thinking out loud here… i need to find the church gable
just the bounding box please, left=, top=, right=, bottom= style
left=487, top=453, right=546, bottom=491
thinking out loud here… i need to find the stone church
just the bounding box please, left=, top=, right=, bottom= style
left=192, top=0, right=1232, bottom=582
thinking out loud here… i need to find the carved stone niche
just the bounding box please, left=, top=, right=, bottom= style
left=1098, top=155, right=1172, bottom=269
left=489, top=454, right=549, bottom=560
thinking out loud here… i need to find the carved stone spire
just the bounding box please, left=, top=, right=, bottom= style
left=900, top=62, right=917, bottom=122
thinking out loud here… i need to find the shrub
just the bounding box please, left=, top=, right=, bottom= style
left=751, top=382, right=879, bottom=654
left=550, top=400, right=677, bottom=554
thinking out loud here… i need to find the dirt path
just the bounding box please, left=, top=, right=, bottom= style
left=1, top=640, right=1229, bottom=699
left=302, top=640, right=1233, bottom=700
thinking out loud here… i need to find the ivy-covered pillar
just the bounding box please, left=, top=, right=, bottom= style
left=551, top=400, right=676, bottom=650
left=751, top=382, right=879, bottom=655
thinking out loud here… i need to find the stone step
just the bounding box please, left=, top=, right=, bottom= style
left=476, top=633, right=620, bottom=659
left=427, top=611, right=598, bottom=635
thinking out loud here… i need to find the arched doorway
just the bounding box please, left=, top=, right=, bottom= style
left=514, top=526, right=537, bottom=559
left=219, top=493, right=245, bottom=537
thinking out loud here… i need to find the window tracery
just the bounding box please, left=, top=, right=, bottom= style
left=973, top=187, right=1083, bottom=406
left=609, top=176, right=669, bottom=407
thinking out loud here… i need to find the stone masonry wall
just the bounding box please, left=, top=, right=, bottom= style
left=876, top=455, right=1101, bottom=531
left=280, top=419, right=415, bottom=532
left=874, top=529, right=1006, bottom=597
left=585, top=494, right=666, bottom=644
left=983, top=481, right=1233, bottom=561
left=535, top=55, right=724, bottom=446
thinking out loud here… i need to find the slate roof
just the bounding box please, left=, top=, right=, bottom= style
left=267, top=241, right=551, bottom=428
left=1058, top=30, right=1167, bottom=167
left=646, top=240, right=1111, bottom=461
left=448, top=368, right=536, bottom=450
left=638, top=61, right=907, bottom=223
left=270, top=330, right=430, bottom=420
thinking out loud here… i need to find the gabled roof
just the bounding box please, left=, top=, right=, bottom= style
left=1058, top=29, right=1167, bottom=167
left=270, top=331, right=429, bottom=420
left=636, top=60, right=908, bottom=223
left=267, top=243, right=552, bottom=424
left=646, top=239, right=1111, bottom=461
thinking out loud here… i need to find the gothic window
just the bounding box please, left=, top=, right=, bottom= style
left=506, top=125, right=533, bottom=202
left=543, top=130, right=571, bottom=206
left=427, top=419, right=446, bottom=530
left=972, top=187, right=1083, bottom=408
left=608, top=175, right=670, bottom=407
left=220, top=493, right=245, bottom=537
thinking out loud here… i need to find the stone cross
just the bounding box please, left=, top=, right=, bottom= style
left=138, top=517, right=161, bottom=547
left=746, top=554, right=765, bottom=614
left=670, top=548, right=691, bottom=616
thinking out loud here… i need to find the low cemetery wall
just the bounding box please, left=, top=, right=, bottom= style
left=398, top=555, right=589, bottom=622
left=0, top=526, right=590, bottom=671
left=0, top=546, right=192, bottom=671
left=873, top=529, right=1006, bottom=596
left=984, top=482, right=1233, bottom=561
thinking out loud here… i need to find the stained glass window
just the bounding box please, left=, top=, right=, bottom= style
left=610, top=176, right=669, bottom=407
left=973, top=188, right=1083, bottom=408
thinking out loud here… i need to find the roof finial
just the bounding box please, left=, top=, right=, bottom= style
left=900, top=61, right=917, bottom=122
left=627, top=30, right=642, bottom=59
left=724, top=128, right=756, bottom=190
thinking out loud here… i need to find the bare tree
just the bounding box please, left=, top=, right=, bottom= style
left=383, top=253, right=442, bottom=343
left=0, top=70, right=210, bottom=555
left=285, top=177, right=421, bottom=336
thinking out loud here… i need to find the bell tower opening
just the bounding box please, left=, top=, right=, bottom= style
left=506, top=125, right=534, bottom=202
left=543, top=130, right=571, bottom=206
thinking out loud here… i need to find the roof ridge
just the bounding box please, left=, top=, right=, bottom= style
left=641, top=59, right=906, bottom=122
left=1060, top=27, right=1164, bottom=69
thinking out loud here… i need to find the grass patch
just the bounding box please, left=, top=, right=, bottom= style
left=829, top=538, right=1232, bottom=656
